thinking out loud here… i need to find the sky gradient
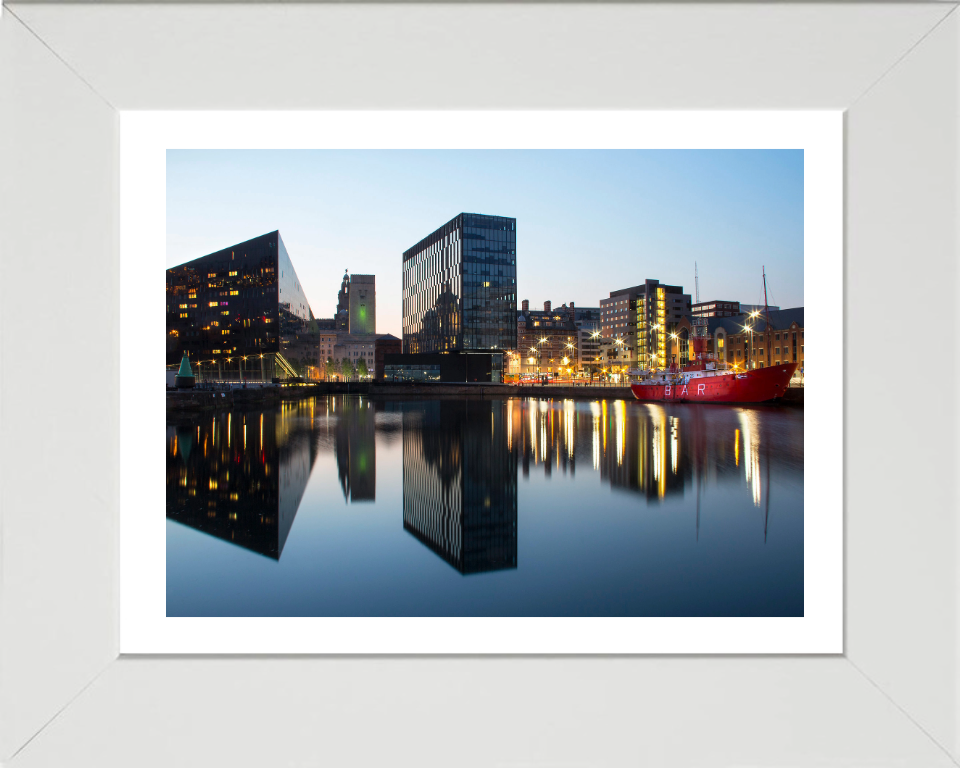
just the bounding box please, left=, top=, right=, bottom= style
left=167, top=149, right=803, bottom=338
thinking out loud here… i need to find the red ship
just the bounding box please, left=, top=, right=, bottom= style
left=630, top=358, right=797, bottom=404
left=631, top=265, right=798, bottom=404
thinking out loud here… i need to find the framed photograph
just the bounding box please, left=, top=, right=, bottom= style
left=2, top=3, right=958, bottom=766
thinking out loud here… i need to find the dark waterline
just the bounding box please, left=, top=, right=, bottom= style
left=166, top=396, right=803, bottom=617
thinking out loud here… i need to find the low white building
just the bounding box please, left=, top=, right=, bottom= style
left=329, top=333, right=376, bottom=377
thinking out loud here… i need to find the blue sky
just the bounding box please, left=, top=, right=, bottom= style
left=167, top=149, right=803, bottom=338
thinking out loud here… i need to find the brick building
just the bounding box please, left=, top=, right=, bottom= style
left=709, top=307, right=804, bottom=371
left=516, top=300, right=579, bottom=377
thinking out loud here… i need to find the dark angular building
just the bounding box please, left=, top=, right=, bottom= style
left=166, top=231, right=315, bottom=381
left=402, top=213, right=517, bottom=355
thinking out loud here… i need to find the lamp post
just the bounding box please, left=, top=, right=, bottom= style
left=538, top=337, right=547, bottom=384
left=589, top=331, right=601, bottom=382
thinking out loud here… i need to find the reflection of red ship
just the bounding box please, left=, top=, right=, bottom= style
left=630, top=359, right=797, bottom=404
left=632, top=265, right=797, bottom=404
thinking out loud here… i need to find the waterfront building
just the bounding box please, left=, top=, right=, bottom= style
left=318, top=332, right=338, bottom=378
left=374, top=334, right=402, bottom=380
left=402, top=213, right=517, bottom=354
left=709, top=307, right=804, bottom=370
left=347, top=274, right=376, bottom=335
left=335, top=271, right=350, bottom=331
left=692, top=299, right=741, bottom=318
left=569, top=305, right=602, bottom=373
left=165, top=230, right=314, bottom=381
left=739, top=303, right=780, bottom=316
left=516, top=300, right=579, bottom=377
left=332, top=335, right=376, bottom=379
left=598, top=337, right=634, bottom=380
left=383, top=351, right=504, bottom=383
left=600, top=280, right=691, bottom=374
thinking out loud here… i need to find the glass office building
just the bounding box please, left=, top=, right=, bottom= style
left=166, top=231, right=315, bottom=381
left=402, top=213, right=517, bottom=355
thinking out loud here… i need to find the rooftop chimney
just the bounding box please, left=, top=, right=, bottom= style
left=544, top=301, right=551, bottom=312
left=521, top=299, right=529, bottom=312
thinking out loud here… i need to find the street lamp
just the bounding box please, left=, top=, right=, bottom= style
left=743, top=323, right=755, bottom=369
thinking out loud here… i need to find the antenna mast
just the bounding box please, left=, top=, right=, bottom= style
left=695, top=262, right=701, bottom=304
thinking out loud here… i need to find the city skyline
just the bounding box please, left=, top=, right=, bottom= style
left=167, top=149, right=804, bottom=338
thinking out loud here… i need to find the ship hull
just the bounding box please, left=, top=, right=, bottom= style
left=630, top=363, right=798, bottom=404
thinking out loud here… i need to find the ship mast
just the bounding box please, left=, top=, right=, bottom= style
left=691, top=262, right=708, bottom=363
left=762, top=266, right=774, bottom=366
left=762, top=266, right=773, bottom=330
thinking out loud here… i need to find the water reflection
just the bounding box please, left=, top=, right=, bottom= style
left=167, top=396, right=802, bottom=571
left=166, top=397, right=386, bottom=557
left=504, top=398, right=800, bottom=513
left=402, top=400, right=518, bottom=574
left=166, top=400, right=321, bottom=559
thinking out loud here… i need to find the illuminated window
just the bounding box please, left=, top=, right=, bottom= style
left=207, top=273, right=217, bottom=278
left=179, top=304, right=188, bottom=309
left=229, top=271, right=238, bottom=276
left=230, top=290, right=239, bottom=296
left=179, top=313, right=188, bottom=318
left=220, top=301, right=228, bottom=306
left=222, top=330, right=230, bottom=335
left=208, top=302, right=218, bottom=307
left=221, top=310, right=229, bottom=316
left=212, top=349, right=221, bottom=354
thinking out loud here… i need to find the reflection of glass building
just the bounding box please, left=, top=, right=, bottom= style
left=166, top=401, right=320, bottom=559
left=402, top=213, right=517, bottom=355
left=166, top=231, right=315, bottom=381
left=402, top=400, right=518, bottom=574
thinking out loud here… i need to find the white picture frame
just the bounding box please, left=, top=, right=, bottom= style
left=2, top=3, right=958, bottom=766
